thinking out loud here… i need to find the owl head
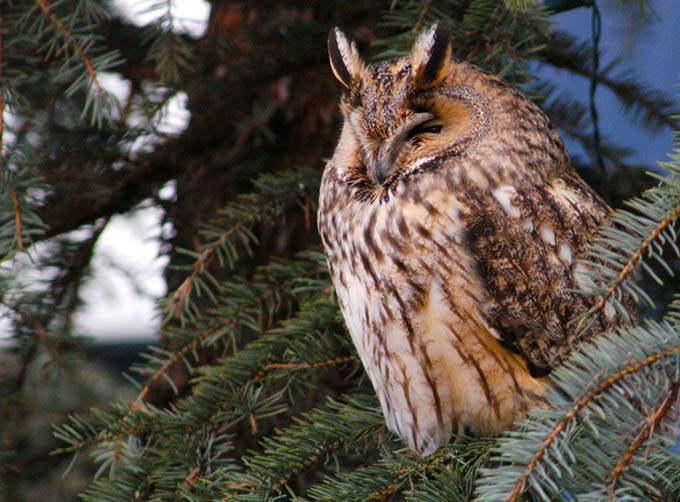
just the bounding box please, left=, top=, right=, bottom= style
left=326, top=25, right=565, bottom=201
left=328, top=25, right=489, bottom=193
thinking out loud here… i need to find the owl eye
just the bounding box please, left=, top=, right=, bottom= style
left=407, top=124, right=443, bottom=140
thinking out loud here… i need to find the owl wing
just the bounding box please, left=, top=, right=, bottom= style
left=463, top=173, right=612, bottom=377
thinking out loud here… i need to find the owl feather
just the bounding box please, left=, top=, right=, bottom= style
left=319, top=24, right=626, bottom=455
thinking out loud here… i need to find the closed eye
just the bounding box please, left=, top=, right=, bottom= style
left=407, top=124, right=443, bottom=140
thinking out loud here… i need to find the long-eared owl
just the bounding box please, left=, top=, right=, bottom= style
left=318, top=24, right=620, bottom=455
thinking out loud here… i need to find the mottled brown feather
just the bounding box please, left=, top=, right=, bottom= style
left=318, top=25, right=631, bottom=455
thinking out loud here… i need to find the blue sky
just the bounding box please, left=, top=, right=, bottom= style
left=544, top=0, right=679, bottom=170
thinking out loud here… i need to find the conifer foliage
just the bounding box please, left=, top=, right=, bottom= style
left=1, top=1, right=678, bottom=500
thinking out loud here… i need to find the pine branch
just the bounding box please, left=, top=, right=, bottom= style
left=52, top=405, right=157, bottom=457
left=185, top=292, right=350, bottom=424
left=505, top=0, right=594, bottom=12
left=222, top=395, right=387, bottom=499
left=0, top=173, right=24, bottom=253
left=584, top=200, right=680, bottom=325
left=50, top=253, right=327, bottom=476
left=59, top=287, right=352, bottom=494
left=250, top=355, right=359, bottom=388
left=603, top=380, right=680, bottom=498
left=133, top=328, right=213, bottom=406
left=477, top=319, right=680, bottom=501
left=34, top=0, right=103, bottom=93
left=162, top=167, right=320, bottom=323
left=573, top=151, right=680, bottom=332
left=129, top=256, right=319, bottom=406
left=27, top=0, right=123, bottom=125
left=310, top=439, right=493, bottom=502
left=376, top=0, right=550, bottom=79
left=0, top=135, right=49, bottom=259
left=313, top=450, right=448, bottom=502
left=141, top=0, right=195, bottom=84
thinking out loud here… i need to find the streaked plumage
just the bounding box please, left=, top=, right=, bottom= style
left=318, top=24, right=621, bottom=455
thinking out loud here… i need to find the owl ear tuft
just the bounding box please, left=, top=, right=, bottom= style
left=411, top=24, right=452, bottom=89
left=328, top=27, right=364, bottom=89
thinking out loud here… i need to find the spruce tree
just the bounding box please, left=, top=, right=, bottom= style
left=1, top=1, right=678, bottom=500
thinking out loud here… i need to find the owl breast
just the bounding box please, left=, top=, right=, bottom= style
left=319, top=161, right=546, bottom=455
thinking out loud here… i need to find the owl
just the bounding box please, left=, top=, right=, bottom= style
left=318, top=24, right=620, bottom=455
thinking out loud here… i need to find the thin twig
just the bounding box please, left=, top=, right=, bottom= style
left=165, top=183, right=301, bottom=321
left=248, top=355, right=359, bottom=387
left=0, top=172, right=23, bottom=251
left=604, top=380, right=680, bottom=500
left=412, top=0, right=432, bottom=33
left=165, top=218, right=250, bottom=320
left=587, top=203, right=680, bottom=321
left=52, top=427, right=144, bottom=455
left=34, top=0, right=103, bottom=92
left=0, top=17, right=23, bottom=251
left=133, top=327, right=214, bottom=406
left=59, top=306, right=254, bottom=457
left=106, top=324, right=221, bottom=467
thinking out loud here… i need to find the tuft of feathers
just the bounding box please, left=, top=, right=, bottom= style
left=329, top=24, right=452, bottom=90
left=328, top=27, right=365, bottom=89
left=410, top=24, right=452, bottom=89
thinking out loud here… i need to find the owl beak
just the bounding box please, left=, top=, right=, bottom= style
left=371, top=140, right=399, bottom=186
left=371, top=113, right=434, bottom=186
left=372, top=160, right=392, bottom=186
